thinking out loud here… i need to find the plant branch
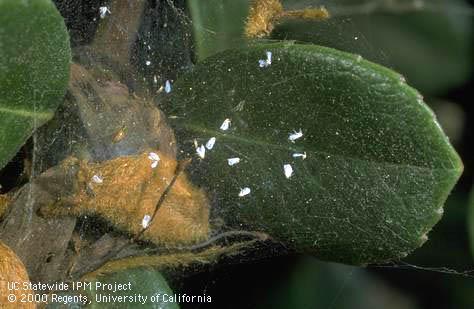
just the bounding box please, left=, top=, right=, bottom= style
left=90, top=0, right=146, bottom=69
left=80, top=241, right=259, bottom=281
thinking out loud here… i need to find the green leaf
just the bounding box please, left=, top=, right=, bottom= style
left=273, top=0, right=472, bottom=95
left=161, top=43, right=462, bottom=265
left=188, top=0, right=472, bottom=93
left=87, top=268, right=179, bottom=309
left=0, top=0, right=71, bottom=169
left=402, top=193, right=471, bottom=266
left=47, top=268, right=180, bottom=308
left=187, top=0, right=249, bottom=61
left=257, top=257, right=418, bottom=309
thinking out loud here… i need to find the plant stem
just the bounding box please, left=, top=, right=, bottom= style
left=90, top=0, right=146, bottom=69
left=80, top=241, right=259, bottom=281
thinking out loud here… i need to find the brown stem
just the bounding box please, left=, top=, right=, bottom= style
left=90, top=0, right=146, bottom=69
left=0, top=194, right=11, bottom=219
left=80, top=240, right=260, bottom=281
left=280, top=7, right=330, bottom=20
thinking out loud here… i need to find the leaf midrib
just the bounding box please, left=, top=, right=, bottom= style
left=180, top=122, right=459, bottom=173
left=0, top=106, right=53, bottom=120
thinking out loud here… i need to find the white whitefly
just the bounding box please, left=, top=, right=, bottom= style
left=227, top=157, right=240, bottom=166
left=145, top=60, right=151, bottom=66
left=258, top=51, right=272, bottom=68
left=238, top=187, right=251, bottom=197
left=142, top=214, right=152, bottom=228
left=266, top=51, right=272, bottom=64
left=196, top=144, right=206, bottom=159
left=283, top=164, right=293, bottom=179
left=148, top=152, right=160, bottom=162
left=148, top=152, right=160, bottom=168
left=258, top=59, right=267, bottom=68
left=288, top=129, right=303, bottom=142
left=220, top=118, right=231, bottom=131
left=292, top=152, right=307, bottom=160
left=91, top=174, right=103, bottom=184
left=99, top=6, right=111, bottom=19
left=165, top=80, right=172, bottom=93
left=206, top=137, right=216, bottom=150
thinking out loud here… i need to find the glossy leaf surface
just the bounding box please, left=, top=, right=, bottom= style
left=161, top=43, right=462, bottom=264
left=0, top=0, right=71, bottom=169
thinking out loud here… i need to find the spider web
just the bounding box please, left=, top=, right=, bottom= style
left=1, top=0, right=473, bottom=308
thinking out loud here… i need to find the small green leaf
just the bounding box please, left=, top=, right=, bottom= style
left=87, top=268, right=179, bottom=309
left=257, top=257, right=418, bottom=309
left=47, top=268, right=180, bottom=308
left=0, top=0, right=71, bottom=169
left=162, top=43, right=462, bottom=264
